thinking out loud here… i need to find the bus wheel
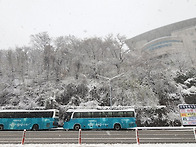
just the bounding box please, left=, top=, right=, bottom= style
left=0, top=125, right=4, bottom=131
left=32, top=124, right=39, bottom=131
left=74, top=124, right=81, bottom=131
left=114, top=124, right=121, bottom=131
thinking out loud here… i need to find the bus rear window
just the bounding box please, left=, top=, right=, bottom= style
left=55, top=111, right=59, bottom=117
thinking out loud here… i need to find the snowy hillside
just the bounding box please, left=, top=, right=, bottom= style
left=0, top=32, right=195, bottom=126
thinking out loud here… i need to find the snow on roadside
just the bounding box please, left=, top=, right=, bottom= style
left=0, top=144, right=196, bottom=147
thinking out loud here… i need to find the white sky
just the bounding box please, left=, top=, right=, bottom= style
left=0, top=0, right=196, bottom=49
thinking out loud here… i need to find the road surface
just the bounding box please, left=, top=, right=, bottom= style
left=0, top=129, right=195, bottom=144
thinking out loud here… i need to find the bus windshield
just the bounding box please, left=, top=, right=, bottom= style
left=65, top=112, right=72, bottom=122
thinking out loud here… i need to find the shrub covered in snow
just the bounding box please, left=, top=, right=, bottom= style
left=136, top=107, right=181, bottom=127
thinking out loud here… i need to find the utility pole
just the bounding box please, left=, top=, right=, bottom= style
left=97, top=73, right=124, bottom=109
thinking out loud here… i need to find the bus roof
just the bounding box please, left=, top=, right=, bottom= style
left=0, top=109, right=58, bottom=113
left=67, top=109, right=135, bottom=113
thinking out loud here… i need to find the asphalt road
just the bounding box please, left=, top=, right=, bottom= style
left=0, top=129, right=195, bottom=144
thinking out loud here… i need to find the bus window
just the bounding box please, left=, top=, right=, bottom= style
left=27, top=112, right=53, bottom=118
left=104, top=112, right=112, bottom=117
left=81, top=112, right=92, bottom=118
left=73, top=112, right=81, bottom=118
left=102, top=112, right=107, bottom=117
left=112, top=112, right=122, bottom=117
left=118, top=112, right=124, bottom=117
left=92, top=112, right=102, bottom=118
left=126, top=111, right=134, bottom=117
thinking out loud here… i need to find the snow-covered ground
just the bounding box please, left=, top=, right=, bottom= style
left=0, top=144, right=196, bottom=147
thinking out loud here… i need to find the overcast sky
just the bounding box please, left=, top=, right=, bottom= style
left=0, top=0, right=196, bottom=49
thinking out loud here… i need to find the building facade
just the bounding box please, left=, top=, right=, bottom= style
left=125, top=18, right=196, bottom=64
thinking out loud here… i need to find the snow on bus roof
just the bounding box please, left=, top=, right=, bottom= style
left=66, top=109, right=135, bottom=112
left=0, top=109, right=58, bottom=112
